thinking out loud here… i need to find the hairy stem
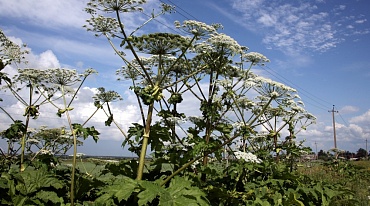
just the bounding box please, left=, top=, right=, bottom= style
left=59, top=85, right=77, bottom=206
left=136, top=102, right=155, bottom=180
left=20, top=83, right=33, bottom=172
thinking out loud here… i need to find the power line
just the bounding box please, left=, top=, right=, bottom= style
left=157, top=0, right=335, bottom=113
left=258, top=65, right=332, bottom=111
left=261, top=65, right=333, bottom=106
left=338, top=112, right=350, bottom=126
left=160, top=0, right=200, bottom=21
left=139, top=12, right=185, bottom=36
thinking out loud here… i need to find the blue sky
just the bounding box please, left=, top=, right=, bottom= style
left=1, top=0, right=370, bottom=156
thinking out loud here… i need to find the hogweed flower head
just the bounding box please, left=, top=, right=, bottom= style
left=86, top=0, right=146, bottom=14
left=48, top=68, right=81, bottom=87
left=234, top=151, right=262, bottom=163
left=39, top=149, right=54, bottom=155
left=26, top=138, right=40, bottom=144
left=207, top=33, right=243, bottom=55
left=0, top=29, right=29, bottom=69
left=14, top=68, right=48, bottom=84
left=243, top=52, right=270, bottom=65
left=126, top=33, right=190, bottom=55
left=83, top=68, right=98, bottom=77
left=175, top=20, right=221, bottom=37
left=84, top=15, right=120, bottom=37
left=253, top=76, right=297, bottom=104
left=93, top=87, right=123, bottom=103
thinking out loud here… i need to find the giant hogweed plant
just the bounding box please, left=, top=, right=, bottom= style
left=0, top=31, right=119, bottom=204
left=84, top=0, right=322, bottom=191
left=85, top=0, right=222, bottom=181
left=0, top=1, right=358, bottom=205
left=0, top=67, right=116, bottom=204
left=84, top=1, right=358, bottom=204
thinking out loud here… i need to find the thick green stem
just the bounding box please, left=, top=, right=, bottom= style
left=59, top=85, right=77, bottom=206
left=20, top=84, right=33, bottom=172
left=136, top=102, right=154, bottom=180
left=68, top=110, right=77, bottom=206
left=20, top=115, right=30, bottom=172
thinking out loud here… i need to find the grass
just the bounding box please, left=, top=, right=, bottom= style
left=60, top=157, right=370, bottom=205
left=299, top=160, right=370, bottom=205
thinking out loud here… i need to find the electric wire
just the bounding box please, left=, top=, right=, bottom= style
left=139, top=11, right=186, bottom=36
left=262, top=64, right=333, bottom=106
left=338, top=112, right=350, bottom=127
left=257, top=65, right=333, bottom=111
left=1, top=2, right=338, bottom=122
left=160, top=0, right=200, bottom=21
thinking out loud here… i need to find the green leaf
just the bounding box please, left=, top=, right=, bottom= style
left=72, top=124, right=100, bottom=143
left=138, top=181, right=163, bottom=205
left=12, top=196, right=27, bottom=206
left=105, top=115, right=113, bottom=126
left=160, top=194, right=196, bottom=206
left=20, top=169, right=64, bottom=194
left=34, top=190, right=62, bottom=204
left=127, top=123, right=144, bottom=139
left=149, top=123, right=171, bottom=151
left=95, top=193, right=114, bottom=205
left=96, top=176, right=138, bottom=204
left=160, top=176, right=209, bottom=206
left=114, top=182, right=137, bottom=202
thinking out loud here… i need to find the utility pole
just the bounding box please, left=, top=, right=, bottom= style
left=315, top=141, right=318, bottom=160
left=328, top=105, right=338, bottom=149
left=366, top=139, right=368, bottom=160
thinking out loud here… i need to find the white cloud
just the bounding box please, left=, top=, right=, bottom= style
left=355, top=19, right=367, bottom=24
left=340, top=105, right=359, bottom=114
left=0, top=41, right=140, bottom=143
left=350, top=109, right=370, bottom=124
left=0, top=0, right=170, bottom=35
left=37, top=50, right=61, bottom=68
left=347, top=25, right=354, bottom=29
left=0, top=0, right=89, bottom=29
left=257, top=14, right=277, bottom=27
left=214, top=0, right=370, bottom=55
left=300, top=128, right=323, bottom=137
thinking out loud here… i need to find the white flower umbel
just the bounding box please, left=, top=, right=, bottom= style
left=39, top=149, right=54, bottom=155
left=243, top=52, right=270, bottom=65
left=234, top=151, right=262, bottom=163
left=174, top=20, right=220, bottom=37
left=191, top=160, right=200, bottom=169
left=26, top=138, right=40, bottom=144
left=207, top=33, right=243, bottom=54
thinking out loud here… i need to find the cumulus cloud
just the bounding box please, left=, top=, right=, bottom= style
left=350, top=109, right=370, bottom=124
left=0, top=0, right=170, bottom=35
left=340, top=105, right=359, bottom=114
left=1, top=80, right=140, bottom=143
left=0, top=41, right=140, bottom=146
left=0, top=0, right=89, bottom=29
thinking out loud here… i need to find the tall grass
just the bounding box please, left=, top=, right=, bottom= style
left=299, top=160, right=370, bottom=205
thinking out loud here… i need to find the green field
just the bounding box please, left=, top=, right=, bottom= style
left=63, top=157, right=370, bottom=205
left=299, top=160, right=370, bottom=205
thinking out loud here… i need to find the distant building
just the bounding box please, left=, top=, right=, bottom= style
left=301, top=154, right=316, bottom=161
